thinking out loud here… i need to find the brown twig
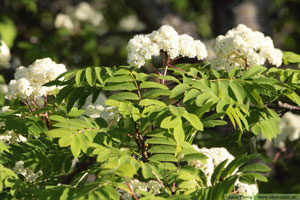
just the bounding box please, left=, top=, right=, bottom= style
left=149, top=62, right=161, bottom=75
left=278, top=101, right=300, bottom=111
left=152, top=170, right=170, bottom=195
left=21, top=99, right=34, bottom=112
left=125, top=180, right=139, bottom=200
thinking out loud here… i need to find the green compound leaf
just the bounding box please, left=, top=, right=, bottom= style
left=242, top=65, right=267, bottom=79
left=239, top=163, right=271, bottom=172
left=140, top=81, right=169, bottom=90
left=108, top=92, right=140, bottom=100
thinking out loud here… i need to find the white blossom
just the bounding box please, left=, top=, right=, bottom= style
left=127, top=25, right=207, bottom=68
left=82, top=93, right=120, bottom=124
left=13, top=161, right=42, bottom=182
left=85, top=104, right=105, bottom=118
left=188, top=146, right=234, bottom=186
left=178, top=34, right=197, bottom=58
left=188, top=145, right=258, bottom=194
left=55, top=2, right=104, bottom=32
left=7, top=78, right=34, bottom=99
left=150, top=25, right=180, bottom=59
left=54, top=13, right=75, bottom=31
left=73, top=2, right=103, bottom=26
left=0, top=40, right=11, bottom=68
left=127, top=34, right=160, bottom=68
left=14, top=66, right=28, bottom=79
left=273, top=112, right=300, bottom=148
left=211, top=24, right=282, bottom=71
left=7, top=58, right=67, bottom=100
left=235, top=181, right=259, bottom=195
left=119, top=179, right=161, bottom=200
left=119, top=15, right=145, bottom=32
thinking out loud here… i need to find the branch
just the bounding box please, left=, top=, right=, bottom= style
left=125, top=180, right=139, bottom=200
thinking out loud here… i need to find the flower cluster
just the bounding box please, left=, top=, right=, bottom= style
left=127, top=25, right=207, bottom=68
left=273, top=112, right=300, bottom=148
left=119, top=15, right=145, bottom=32
left=82, top=93, right=120, bottom=124
left=7, top=58, right=66, bottom=100
left=188, top=146, right=258, bottom=194
left=12, top=161, right=42, bottom=182
left=211, top=24, right=282, bottom=71
left=55, top=2, right=104, bottom=31
left=235, top=180, right=259, bottom=194
left=0, top=40, right=11, bottom=68
left=119, top=179, right=161, bottom=200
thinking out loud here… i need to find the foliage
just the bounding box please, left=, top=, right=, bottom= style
left=1, top=0, right=300, bottom=199
left=1, top=47, right=300, bottom=199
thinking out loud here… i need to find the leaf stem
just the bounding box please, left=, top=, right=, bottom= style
left=44, top=94, right=50, bottom=130
left=130, top=72, right=142, bottom=100
left=152, top=170, right=170, bottom=195
left=74, top=172, right=88, bottom=187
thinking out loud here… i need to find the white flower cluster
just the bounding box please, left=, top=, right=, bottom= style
left=0, top=40, right=11, bottom=68
left=211, top=24, right=282, bottom=71
left=0, top=130, right=27, bottom=143
left=235, top=180, right=259, bottom=195
left=54, top=14, right=74, bottom=31
left=12, top=161, right=42, bottom=182
left=0, top=106, right=27, bottom=143
left=127, top=25, right=207, bottom=68
left=188, top=146, right=258, bottom=194
left=273, top=112, right=300, bottom=148
left=119, top=179, right=161, bottom=200
left=83, top=93, right=120, bottom=124
left=188, top=146, right=234, bottom=186
left=119, top=15, right=145, bottom=32
left=7, top=58, right=67, bottom=100
left=55, top=2, right=104, bottom=31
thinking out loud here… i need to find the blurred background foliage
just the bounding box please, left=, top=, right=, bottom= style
left=1, top=0, right=300, bottom=79
left=1, top=0, right=300, bottom=194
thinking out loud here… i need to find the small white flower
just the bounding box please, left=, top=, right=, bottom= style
left=85, top=104, right=105, bottom=118
left=235, top=181, right=259, bottom=195
left=119, top=15, right=145, bottom=32
left=119, top=179, right=161, bottom=199
left=13, top=161, right=42, bottom=182
left=0, top=40, right=11, bottom=68
left=7, top=78, right=34, bottom=100
left=73, top=2, right=104, bottom=26
left=150, top=25, right=180, bottom=59
left=273, top=112, right=300, bottom=148
left=14, top=66, right=28, bottom=79
left=54, top=13, right=75, bottom=31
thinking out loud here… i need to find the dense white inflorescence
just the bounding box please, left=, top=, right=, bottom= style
left=54, top=2, right=104, bottom=31
left=13, top=161, right=42, bottom=182
left=188, top=146, right=258, bottom=194
left=211, top=24, right=282, bottom=71
left=127, top=25, right=207, bottom=68
left=273, top=112, right=300, bottom=148
left=54, top=14, right=75, bottom=31
left=119, top=179, right=161, bottom=200
left=0, top=40, right=11, bottom=68
left=7, top=58, right=67, bottom=100
left=73, top=2, right=103, bottom=27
